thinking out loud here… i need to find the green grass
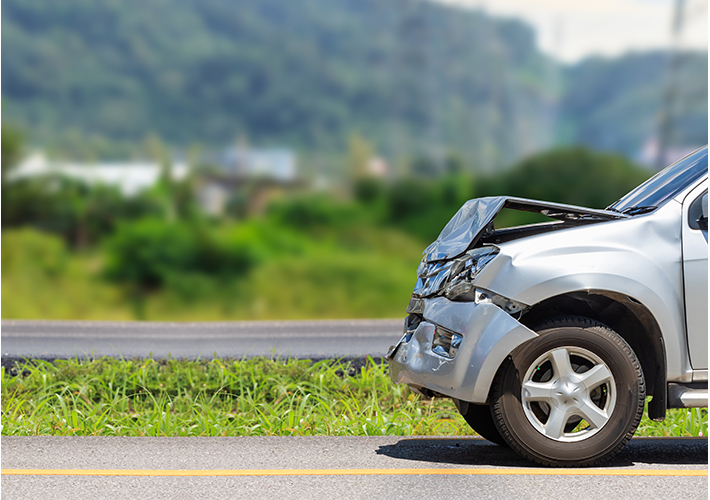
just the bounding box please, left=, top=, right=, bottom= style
left=2, top=226, right=423, bottom=321
left=2, top=358, right=706, bottom=438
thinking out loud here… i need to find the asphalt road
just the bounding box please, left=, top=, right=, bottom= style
left=2, top=436, right=706, bottom=500
left=1, top=319, right=402, bottom=362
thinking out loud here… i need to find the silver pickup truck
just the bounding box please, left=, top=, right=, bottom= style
left=387, top=146, right=708, bottom=467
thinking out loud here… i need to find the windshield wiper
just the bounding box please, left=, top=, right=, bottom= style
left=621, top=206, right=657, bottom=216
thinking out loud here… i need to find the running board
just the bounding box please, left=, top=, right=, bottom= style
left=667, top=383, right=708, bottom=408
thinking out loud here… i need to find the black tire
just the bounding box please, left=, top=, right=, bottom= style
left=490, top=316, right=645, bottom=467
left=453, top=399, right=507, bottom=446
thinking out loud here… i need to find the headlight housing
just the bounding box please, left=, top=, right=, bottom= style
left=441, top=246, right=499, bottom=299
left=442, top=248, right=526, bottom=314
left=414, top=246, right=499, bottom=298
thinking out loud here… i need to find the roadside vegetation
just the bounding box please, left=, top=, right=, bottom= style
left=3, top=123, right=650, bottom=322
left=2, top=358, right=706, bottom=438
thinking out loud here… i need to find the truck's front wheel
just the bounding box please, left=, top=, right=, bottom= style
left=490, top=316, right=645, bottom=467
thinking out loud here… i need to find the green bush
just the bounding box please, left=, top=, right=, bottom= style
left=3, top=176, right=164, bottom=246
left=385, top=179, right=439, bottom=223
left=1, top=228, right=68, bottom=276
left=268, top=194, right=363, bottom=230
left=383, top=176, right=472, bottom=242
left=353, top=178, right=384, bottom=204
left=103, top=218, right=258, bottom=290
left=485, top=147, right=650, bottom=209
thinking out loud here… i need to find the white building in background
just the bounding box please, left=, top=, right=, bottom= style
left=9, top=148, right=299, bottom=217
left=218, top=148, right=296, bottom=182
left=10, top=152, right=189, bottom=196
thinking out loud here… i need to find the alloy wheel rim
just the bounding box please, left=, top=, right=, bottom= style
left=520, top=346, right=616, bottom=443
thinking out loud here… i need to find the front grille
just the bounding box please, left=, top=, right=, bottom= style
left=402, top=313, right=422, bottom=343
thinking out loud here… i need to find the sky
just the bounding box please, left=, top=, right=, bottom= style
left=437, top=0, right=708, bottom=62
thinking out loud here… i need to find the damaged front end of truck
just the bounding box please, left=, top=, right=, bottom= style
left=387, top=148, right=708, bottom=467
left=386, top=196, right=627, bottom=403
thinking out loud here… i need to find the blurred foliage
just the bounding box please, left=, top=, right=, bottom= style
left=2, top=177, right=165, bottom=247
left=479, top=147, right=650, bottom=208
left=1, top=228, right=131, bottom=320
left=2, top=228, right=68, bottom=277
left=103, top=218, right=257, bottom=290
left=2, top=1, right=706, bottom=168
left=2, top=144, right=654, bottom=321
left=1, top=0, right=552, bottom=167
left=347, top=133, right=374, bottom=181
left=268, top=194, right=366, bottom=231
left=1, top=122, right=24, bottom=178
left=560, top=52, right=708, bottom=156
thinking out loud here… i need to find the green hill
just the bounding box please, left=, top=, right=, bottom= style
left=559, top=51, right=708, bottom=158
left=2, top=0, right=554, bottom=168
left=2, top=0, right=707, bottom=167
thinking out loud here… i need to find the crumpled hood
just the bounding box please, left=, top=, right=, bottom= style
left=423, top=196, right=627, bottom=262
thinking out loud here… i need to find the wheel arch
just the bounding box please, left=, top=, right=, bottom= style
left=518, top=289, right=667, bottom=421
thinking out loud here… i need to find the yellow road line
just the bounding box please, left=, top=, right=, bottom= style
left=2, top=468, right=706, bottom=477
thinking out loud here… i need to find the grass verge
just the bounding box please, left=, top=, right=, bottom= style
left=2, top=358, right=706, bottom=438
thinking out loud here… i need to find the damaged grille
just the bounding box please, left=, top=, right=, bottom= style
left=402, top=313, right=422, bottom=343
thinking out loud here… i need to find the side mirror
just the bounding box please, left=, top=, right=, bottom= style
left=699, top=192, right=708, bottom=230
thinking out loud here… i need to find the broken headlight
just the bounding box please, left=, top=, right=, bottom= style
left=414, top=246, right=499, bottom=298
left=443, top=247, right=526, bottom=315
left=442, top=246, right=499, bottom=300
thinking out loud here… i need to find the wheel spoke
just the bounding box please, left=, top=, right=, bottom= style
left=579, top=364, right=613, bottom=390
left=544, top=407, right=570, bottom=439
left=521, top=380, right=554, bottom=402
left=577, top=398, right=610, bottom=429
left=549, top=348, right=574, bottom=378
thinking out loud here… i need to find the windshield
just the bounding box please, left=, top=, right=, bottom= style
left=609, top=146, right=708, bottom=212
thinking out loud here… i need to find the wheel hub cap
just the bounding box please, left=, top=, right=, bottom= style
left=521, top=346, right=616, bottom=443
left=551, top=377, right=584, bottom=408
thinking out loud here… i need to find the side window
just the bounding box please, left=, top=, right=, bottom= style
left=687, top=189, right=708, bottom=230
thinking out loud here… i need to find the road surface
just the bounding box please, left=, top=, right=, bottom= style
left=1, top=319, right=402, bottom=362
left=2, top=436, right=706, bottom=500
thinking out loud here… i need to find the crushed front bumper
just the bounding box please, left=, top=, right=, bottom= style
left=386, top=296, right=537, bottom=403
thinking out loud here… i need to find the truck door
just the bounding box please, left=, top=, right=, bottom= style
left=681, top=183, right=708, bottom=369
